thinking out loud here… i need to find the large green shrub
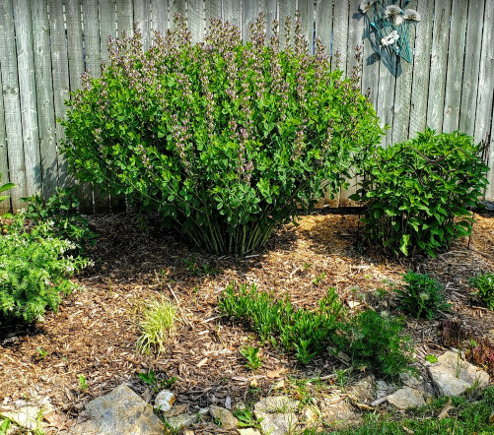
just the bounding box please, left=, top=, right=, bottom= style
left=0, top=216, right=90, bottom=322
left=352, top=128, right=488, bottom=256
left=62, top=14, right=382, bottom=254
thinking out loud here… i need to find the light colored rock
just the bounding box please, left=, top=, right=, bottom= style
left=0, top=397, right=54, bottom=432
left=71, top=384, right=164, bottom=435
left=350, top=376, right=375, bottom=403
left=400, top=373, right=424, bottom=389
left=254, top=396, right=299, bottom=435
left=209, top=405, right=238, bottom=429
left=386, top=387, right=426, bottom=410
left=319, top=394, right=360, bottom=429
left=163, top=403, right=187, bottom=418
left=303, top=404, right=321, bottom=423
left=165, top=412, right=198, bottom=431
left=154, top=390, right=175, bottom=412
left=376, top=380, right=394, bottom=399
left=428, top=351, right=490, bottom=397
left=238, top=429, right=262, bottom=435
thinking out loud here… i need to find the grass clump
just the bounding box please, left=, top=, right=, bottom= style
left=396, top=271, right=451, bottom=320
left=219, top=283, right=343, bottom=364
left=136, top=299, right=176, bottom=355
left=470, top=272, right=494, bottom=310
left=332, top=310, right=414, bottom=377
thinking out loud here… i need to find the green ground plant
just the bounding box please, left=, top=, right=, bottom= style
left=21, top=186, right=97, bottom=254
left=0, top=215, right=90, bottom=322
left=331, top=310, right=414, bottom=377
left=239, top=345, right=262, bottom=370
left=136, top=299, right=176, bottom=355
left=469, top=272, right=494, bottom=310
left=62, top=14, right=382, bottom=255
left=352, top=128, right=488, bottom=257
left=219, top=283, right=343, bottom=364
left=138, top=369, right=177, bottom=393
left=396, top=271, right=451, bottom=320
left=0, top=173, right=14, bottom=206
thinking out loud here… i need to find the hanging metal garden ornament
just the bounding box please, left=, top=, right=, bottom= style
left=359, top=0, right=421, bottom=63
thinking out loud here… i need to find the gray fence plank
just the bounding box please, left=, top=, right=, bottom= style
left=0, top=0, right=27, bottom=210
left=459, top=0, right=484, bottom=136
left=315, top=0, right=332, bottom=56
left=409, top=0, right=434, bottom=135
left=134, top=0, right=151, bottom=49
left=242, top=0, right=259, bottom=42
left=0, top=61, right=10, bottom=213
left=331, top=0, right=349, bottom=75
left=169, top=0, right=186, bottom=28
left=298, top=0, right=313, bottom=52
left=151, top=0, right=169, bottom=35
left=116, top=0, right=134, bottom=36
left=346, top=0, right=364, bottom=83
left=99, top=0, right=117, bottom=64
left=278, top=0, right=295, bottom=48
left=426, top=0, right=452, bottom=132
left=189, top=0, right=206, bottom=43
left=442, top=0, right=468, bottom=133
left=14, top=0, right=41, bottom=198
left=32, top=0, right=58, bottom=198
left=263, top=0, right=278, bottom=41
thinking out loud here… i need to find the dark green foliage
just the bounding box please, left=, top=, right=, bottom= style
left=21, top=186, right=97, bottom=254
left=469, top=273, right=494, bottom=311
left=352, top=128, right=488, bottom=256
left=61, top=15, right=382, bottom=255
left=0, top=216, right=90, bottom=322
left=219, top=283, right=343, bottom=364
left=332, top=310, right=414, bottom=377
left=396, top=271, right=451, bottom=320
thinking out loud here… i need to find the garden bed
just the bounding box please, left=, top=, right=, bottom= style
left=0, top=210, right=493, bottom=431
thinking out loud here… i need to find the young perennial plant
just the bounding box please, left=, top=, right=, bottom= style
left=62, top=14, right=382, bottom=255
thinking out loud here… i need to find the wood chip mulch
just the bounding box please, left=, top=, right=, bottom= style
left=1, top=210, right=493, bottom=427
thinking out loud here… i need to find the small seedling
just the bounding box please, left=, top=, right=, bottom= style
left=240, top=346, right=262, bottom=370
left=335, top=369, right=349, bottom=389
left=312, top=272, right=326, bottom=285
left=183, top=257, right=222, bottom=277
left=138, top=369, right=177, bottom=393
left=234, top=407, right=262, bottom=428
left=37, top=347, right=48, bottom=359
left=425, top=354, right=438, bottom=364
left=303, top=263, right=312, bottom=270
left=0, top=418, right=11, bottom=435
left=79, top=375, right=88, bottom=392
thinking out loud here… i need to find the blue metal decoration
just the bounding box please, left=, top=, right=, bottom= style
left=359, top=0, right=421, bottom=63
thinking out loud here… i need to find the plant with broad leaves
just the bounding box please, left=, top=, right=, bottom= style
left=0, top=173, right=14, bottom=206
left=61, top=13, right=383, bottom=255
left=352, top=128, right=488, bottom=256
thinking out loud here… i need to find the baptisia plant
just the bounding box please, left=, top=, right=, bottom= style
left=62, top=14, right=382, bottom=254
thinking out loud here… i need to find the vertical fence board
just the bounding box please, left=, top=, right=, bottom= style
left=134, top=0, right=151, bottom=49
left=83, top=0, right=101, bottom=75
left=298, top=0, right=313, bottom=52
left=99, top=0, right=117, bottom=63
left=14, top=0, right=41, bottom=198
left=32, top=0, right=58, bottom=198
left=169, top=0, right=186, bottom=28
left=331, top=0, right=349, bottom=75
left=278, top=0, right=296, bottom=48
left=151, top=0, right=169, bottom=35
left=0, top=64, right=10, bottom=213
left=409, top=0, right=434, bottom=135
left=263, top=0, right=278, bottom=41
left=116, top=0, right=134, bottom=36
left=426, top=0, right=452, bottom=132
left=361, top=5, right=380, bottom=110
left=377, top=62, right=397, bottom=147
left=0, top=0, right=27, bottom=210
left=459, top=0, right=484, bottom=135
left=391, top=0, right=418, bottom=145
left=442, top=0, right=468, bottom=133
left=206, top=0, right=221, bottom=27
left=188, top=0, right=206, bottom=43
left=315, top=0, right=332, bottom=56
left=242, top=0, right=259, bottom=42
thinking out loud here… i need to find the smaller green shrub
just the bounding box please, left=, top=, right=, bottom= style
left=332, top=310, right=414, bottom=377
left=0, top=216, right=90, bottom=322
left=239, top=345, right=262, bottom=370
left=469, top=273, right=494, bottom=310
left=396, top=271, right=451, bottom=320
left=136, top=299, right=176, bottom=355
left=352, top=128, right=489, bottom=256
left=219, top=283, right=343, bottom=364
left=22, top=186, right=97, bottom=253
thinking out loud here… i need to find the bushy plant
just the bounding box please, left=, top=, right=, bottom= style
left=469, top=273, right=494, bottom=310
left=0, top=173, right=14, bottom=206
left=62, top=14, right=382, bottom=255
left=219, top=282, right=343, bottom=364
left=352, top=128, right=488, bottom=256
left=332, top=310, right=414, bottom=377
left=0, top=216, right=90, bottom=322
left=396, top=271, right=451, bottom=320
left=21, top=186, right=97, bottom=253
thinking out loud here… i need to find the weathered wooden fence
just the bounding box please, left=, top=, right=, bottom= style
left=0, top=0, right=493, bottom=213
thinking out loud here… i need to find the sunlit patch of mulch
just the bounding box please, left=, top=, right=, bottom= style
left=0, top=210, right=493, bottom=429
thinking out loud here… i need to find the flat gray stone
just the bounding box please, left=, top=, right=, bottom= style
left=165, top=413, right=198, bottom=431
left=253, top=396, right=299, bottom=435
left=72, top=384, right=164, bottom=435
left=254, top=396, right=299, bottom=413
left=428, top=351, right=490, bottom=397
left=209, top=405, right=238, bottom=429
left=238, top=429, right=261, bottom=435
left=350, top=376, right=375, bottom=403
left=387, top=387, right=426, bottom=410
left=319, top=394, right=360, bottom=429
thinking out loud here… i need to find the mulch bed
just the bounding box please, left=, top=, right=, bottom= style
left=1, top=210, right=493, bottom=428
